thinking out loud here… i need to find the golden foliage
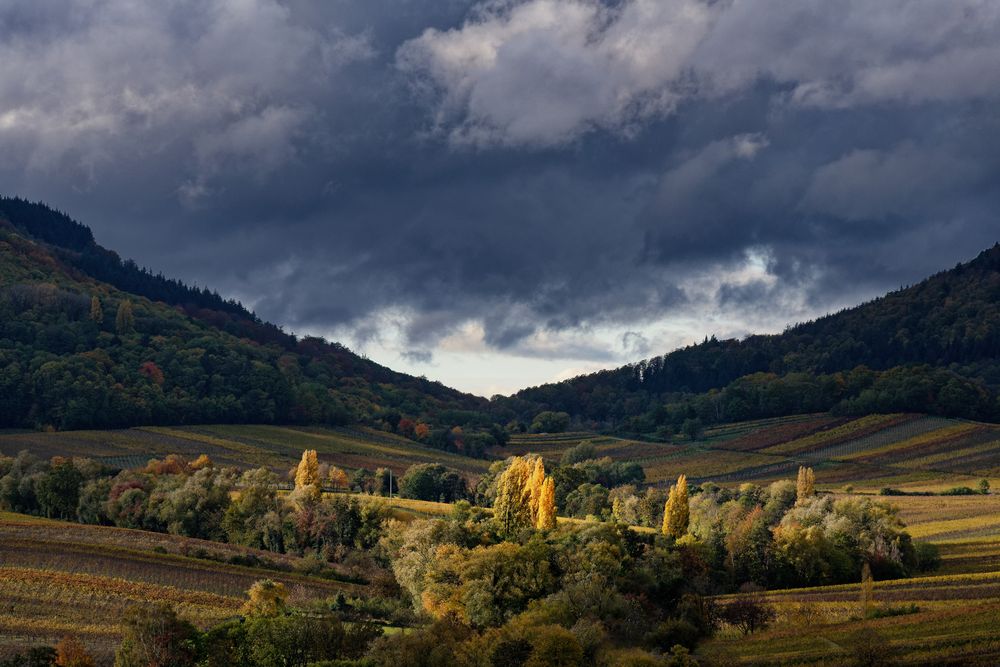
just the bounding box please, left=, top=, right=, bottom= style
left=662, top=474, right=689, bottom=538
left=242, top=579, right=288, bottom=617
left=796, top=466, right=816, bottom=504
left=536, top=476, right=557, bottom=530
left=55, top=635, right=96, bottom=667
left=294, top=449, right=321, bottom=502
left=494, top=457, right=535, bottom=537
left=528, top=457, right=546, bottom=520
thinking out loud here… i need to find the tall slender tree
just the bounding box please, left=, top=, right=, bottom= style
left=662, top=474, right=689, bottom=538
left=528, top=457, right=546, bottom=522
left=536, top=476, right=557, bottom=530
left=859, top=561, right=874, bottom=617
left=493, top=457, right=533, bottom=538
left=796, top=466, right=816, bottom=504
left=115, top=299, right=135, bottom=335
left=294, top=449, right=321, bottom=503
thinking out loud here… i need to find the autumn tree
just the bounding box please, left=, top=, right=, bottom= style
left=242, top=579, right=288, bottom=617
left=859, top=561, right=874, bottom=617
left=528, top=457, right=546, bottom=520
left=536, top=476, right=557, bottom=530
left=294, top=449, right=321, bottom=504
left=414, top=422, right=430, bottom=440
left=493, top=457, right=534, bottom=537
left=89, top=296, right=103, bottom=324
left=662, top=474, right=689, bottom=538
left=114, top=604, right=199, bottom=667
left=115, top=300, right=135, bottom=336
left=327, top=465, right=349, bottom=490
left=719, top=583, right=776, bottom=635
left=55, top=635, right=96, bottom=667
left=796, top=466, right=816, bottom=504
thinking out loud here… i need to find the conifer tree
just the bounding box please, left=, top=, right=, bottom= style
left=536, top=476, right=557, bottom=530
left=528, top=457, right=546, bottom=522
left=662, top=474, right=689, bottom=538
left=493, top=456, right=533, bottom=538
left=115, top=299, right=135, bottom=335
left=89, top=296, right=102, bottom=325
left=796, top=466, right=816, bottom=504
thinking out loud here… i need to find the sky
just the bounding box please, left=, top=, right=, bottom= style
left=2, top=0, right=999, bottom=397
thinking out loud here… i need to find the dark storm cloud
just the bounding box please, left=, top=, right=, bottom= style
left=1, top=0, right=999, bottom=366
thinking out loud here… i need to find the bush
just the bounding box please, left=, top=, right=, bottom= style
left=914, top=542, right=941, bottom=572
left=867, top=603, right=919, bottom=619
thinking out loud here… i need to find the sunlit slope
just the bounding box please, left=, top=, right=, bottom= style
left=504, top=413, right=1000, bottom=490
left=0, top=512, right=363, bottom=661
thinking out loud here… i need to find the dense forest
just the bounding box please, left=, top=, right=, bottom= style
left=504, top=245, right=1000, bottom=431
left=4, top=195, right=1000, bottom=441
left=0, top=198, right=497, bottom=450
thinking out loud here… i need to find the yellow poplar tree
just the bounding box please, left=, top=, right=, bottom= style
left=796, top=466, right=816, bottom=504
left=294, top=449, right=321, bottom=502
left=662, top=474, right=689, bottom=538
left=859, top=561, right=874, bottom=617
left=528, top=457, right=546, bottom=522
left=494, top=456, right=534, bottom=537
left=536, top=476, right=557, bottom=530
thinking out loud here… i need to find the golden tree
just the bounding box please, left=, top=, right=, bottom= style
left=294, top=449, right=321, bottom=503
left=796, top=466, right=816, bottom=504
left=493, top=456, right=534, bottom=537
left=89, top=296, right=102, bottom=324
left=189, top=454, right=213, bottom=471
left=242, top=579, right=288, bottom=617
left=55, top=635, right=96, bottom=667
left=528, top=457, right=546, bottom=521
left=328, top=465, right=349, bottom=490
left=662, top=474, right=689, bottom=538
left=536, top=476, right=557, bottom=530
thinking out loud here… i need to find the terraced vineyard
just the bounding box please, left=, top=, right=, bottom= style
left=505, top=414, right=1000, bottom=491
left=0, top=512, right=364, bottom=661
left=0, top=424, right=490, bottom=477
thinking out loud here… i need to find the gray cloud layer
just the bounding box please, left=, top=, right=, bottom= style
left=1, top=0, right=998, bottom=371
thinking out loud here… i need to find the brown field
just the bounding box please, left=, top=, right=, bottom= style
left=0, top=512, right=364, bottom=662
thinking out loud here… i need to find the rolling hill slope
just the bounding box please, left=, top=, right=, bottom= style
left=0, top=197, right=497, bottom=452
left=506, top=243, right=1000, bottom=431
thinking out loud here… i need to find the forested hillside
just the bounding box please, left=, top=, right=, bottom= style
left=505, top=245, right=1000, bottom=431
left=0, top=198, right=497, bottom=451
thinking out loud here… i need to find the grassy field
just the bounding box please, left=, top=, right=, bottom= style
left=0, top=512, right=363, bottom=662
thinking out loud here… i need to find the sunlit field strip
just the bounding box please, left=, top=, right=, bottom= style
left=761, top=414, right=910, bottom=456
left=831, top=423, right=980, bottom=462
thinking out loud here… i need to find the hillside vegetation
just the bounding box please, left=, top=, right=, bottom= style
left=0, top=198, right=506, bottom=456
left=506, top=244, right=1000, bottom=431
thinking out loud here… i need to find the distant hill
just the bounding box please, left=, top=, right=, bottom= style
left=0, top=197, right=498, bottom=452
left=506, top=244, right=1000, bottom=431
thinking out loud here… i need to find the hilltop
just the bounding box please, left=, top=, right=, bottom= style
left=0, top=197, right=501, bottom=454
left=505, top=244, right=1000, bottom=432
